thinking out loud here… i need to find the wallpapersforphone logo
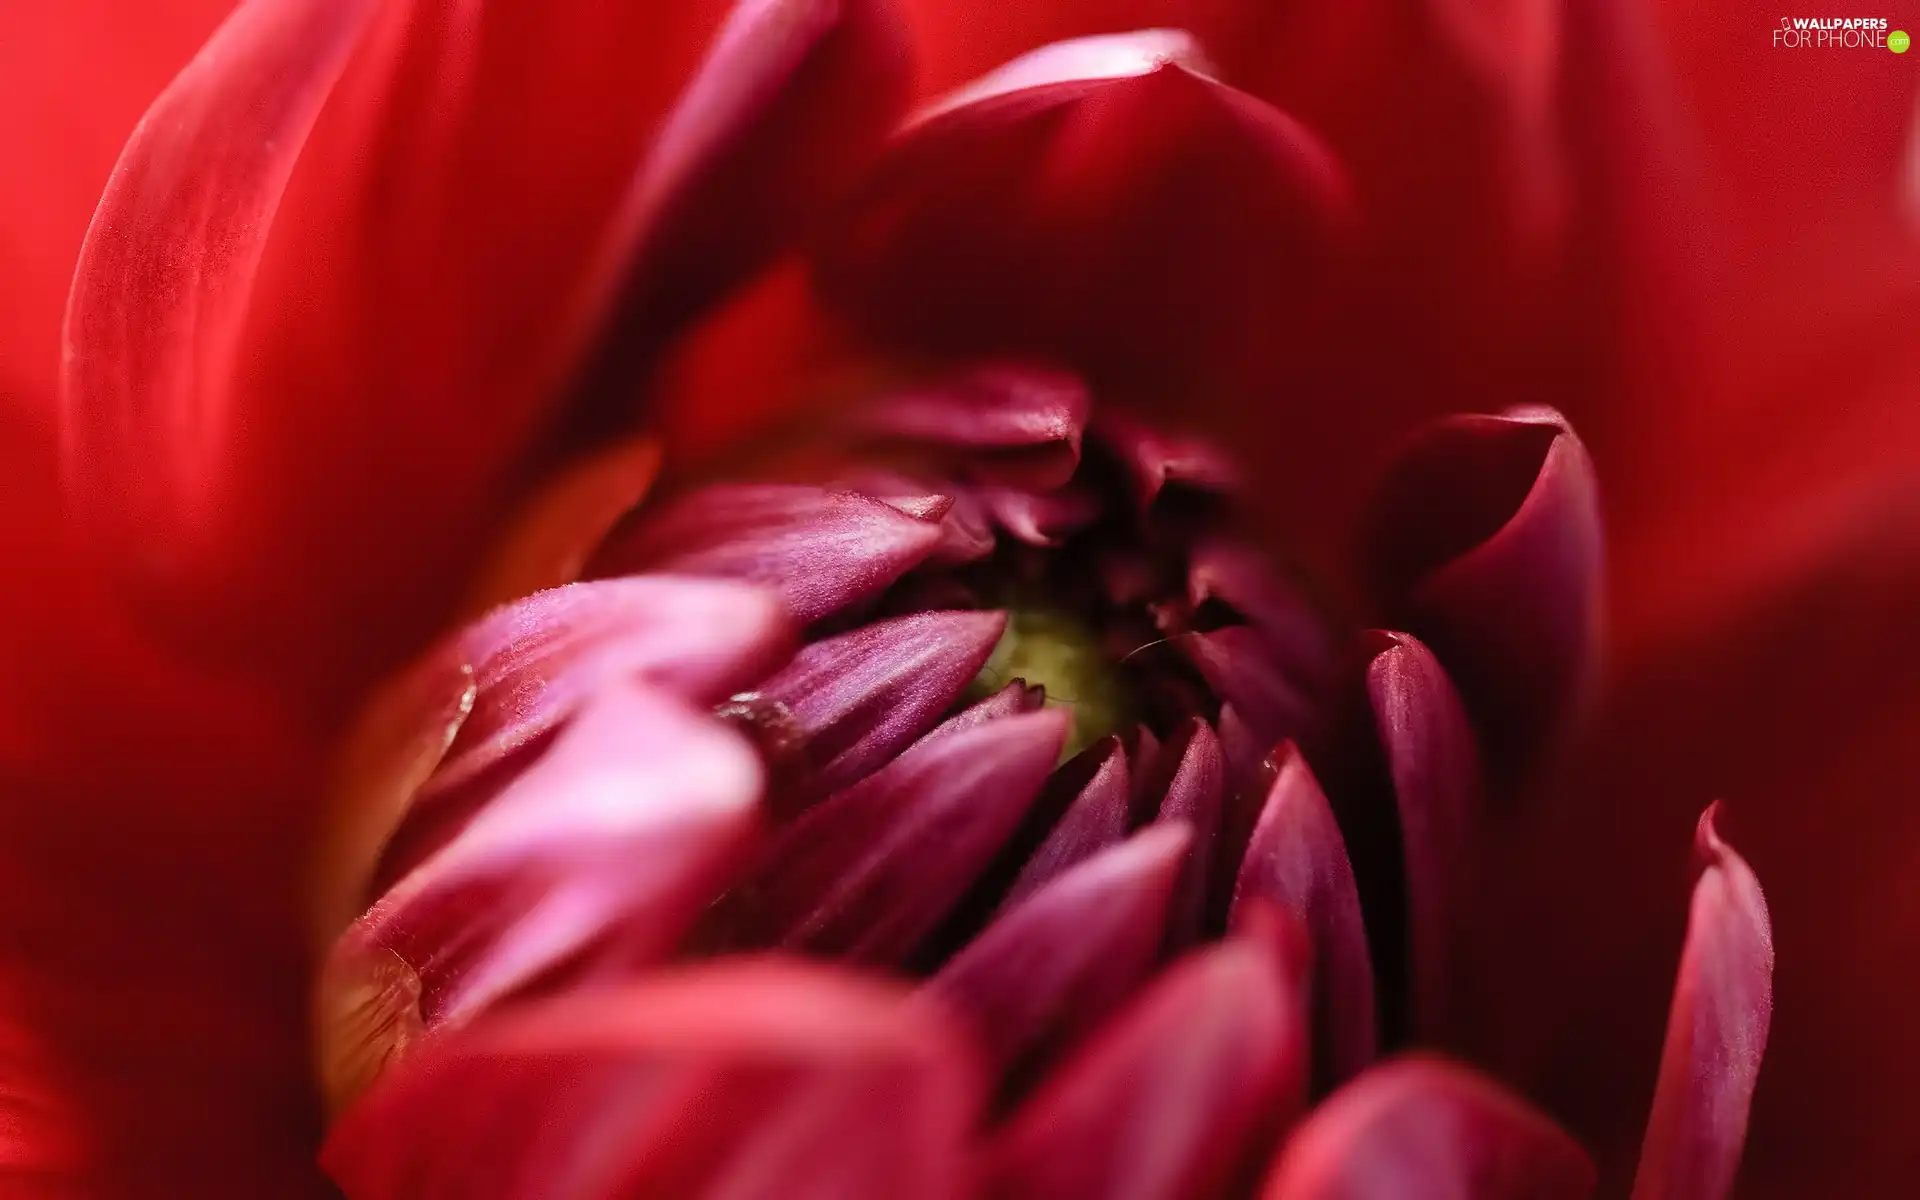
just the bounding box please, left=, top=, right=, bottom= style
left=1773, top=16, right=1910, bottom=50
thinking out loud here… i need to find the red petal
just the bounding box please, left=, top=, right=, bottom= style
left=1262, top=1056, right=1596, bottom=1199
left=930, top=823, right=1188, bottom=1090
left=1148, top=718, right=1226, bottom=948
left=1179, top=626, right=1317, bottom=748
left=1366, top=634, right=1484, bottom=1043
left=1233, top=745, right=1378, bottom=1089
left=323, top=681, right=762, bottom=1091
left=322, top=960, right=979, bottom=1198
left=1362, top=407, right=1603, bottom=775
left=815, top=40, right=1350, bottom=399
left=1630, top=805, right=1772, bottom=1200
left=849, top=362, right=1092, bottom=490
left=62, top=0, right=903, bottom=699
left=708, top=708, right=1071, bottom=965
left=980, top=933, right=1310, bottom=1198
left=749, top=609, right=1008, bottom=812
left=1094, top=405, right=1241, bottom=507
left=588, top=484, right=944, bottom=625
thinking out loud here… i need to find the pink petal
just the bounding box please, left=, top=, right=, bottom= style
left=321, top=682, right=763, bottom=1094
left=1362, top=407, right=1603, bottom=774
left=909, top=27, right=1209, bottom=124
left=1187, top=540, right=1342, bottom=685
left=1262, top=1056, right=1596, bottom=1199
left=1630, top=805, right=1773, bottom=1200
left=849, top=362, right=1092, bottom=490
left=1366, top=634, right=1483, bottom=1043
left=588, top=484, right=944, bottom=625
left=1233, top=744, right=1379, bottom=1089
left=974, top=484, right=1104, bottom=547
left=979, top=933, right=1310, bottom=1198
left=707, top=709, right=1071, bottom=965
left=930, top=823, right=1188, bottom=1090
left=1003, top=737, right=1131, bottom=904
left=1148, top=719, right=1227, bottom=947
left=748, top=610, right=1009, bottom=812
left=63, top=1, right=902, bottom=696
left=815, top=45, right=1350, bottom=398
left=322, top=961, right=979, bottom=1199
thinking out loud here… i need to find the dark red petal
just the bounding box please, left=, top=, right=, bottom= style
left=980, top=933, right=1310, bottom=1199
left=815, top=40, right=1350, bottom=400
left=750, top=609, right=1008, bottom=808
left=1630, top=805, right=1772, bottom=1200
left=709, top=709, right=1071, bottom=965
left=1367, top=633, right=1484, bottom=1042
left=1262, top=1056, right=1596, bottom=1199
left=1150, top=719, right=1226, bottom=948
left=976, top=485, right=1104, bottom=547
left=930, top=823, right=1187, bottom=1090
left=1004, top=737, right=1131, bottom=903
left=321, top=682, right=762, bottom=1094
left=1180, top=626, right=1317, bottom=747
left=1094, top=405, right=1241, bottom=507
left=1362, top=407, right=1603, bottom=774
left=322, top=961, right=979, bottom=1199
left=1233, top=745, right=1378, bottom=1089
left=589, top=484, right=944, bottom=624
left=63, top=0, right=902, bottom=699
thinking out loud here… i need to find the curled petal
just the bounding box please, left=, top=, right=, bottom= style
left=1094, top=406, right=1240, bottom=507
left=1262, top=1056, right=1596, bottom=1199
left=979, top=933, right=1310, bottom=1198
left=1362, top=407, right=1603, bottom=772
left=816, top=41, right=1349, bottom=398
left=707, top=709, right=1071, bottom=965
left=317, top=684, right=763, bottom=1110
left=977, top=485, right=1103, bottom=547
left=1233, top=745, right=1379, bottom=1089
left=749, top=610, right=1009, bottom=810
left=930, top=824, right=1188, bottom=1090
left=588, top=484, right=944, bottom=624
left=1631, top=805, right=1773, bottom=1200
left=322, top=961, right=979, bottom=1199
left=1367, top=633, right=1484, bottom=1042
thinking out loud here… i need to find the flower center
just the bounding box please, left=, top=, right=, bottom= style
left=969, top=602, right=1133, bottom=762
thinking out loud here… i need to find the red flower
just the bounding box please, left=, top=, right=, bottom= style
left=0, top=0, right=1912, bottom=1196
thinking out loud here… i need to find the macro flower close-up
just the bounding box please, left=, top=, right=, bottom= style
left=0, top=0, right=1914, bottom=1197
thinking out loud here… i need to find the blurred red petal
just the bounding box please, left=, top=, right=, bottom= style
left=980, top=933, right=1309, bottom=1198
left=1262, top=1056, right=1596, bottom=1200
left=322, top=960, right=979, bottom=1198
left=1362, top=407, right=1603, bottom=775
left=1233, top=745, right=1378, bottom=1090
left=322, top=682, right=763, bottom=1104
left=62, top=0, right=903, bottom=701
left=1631, top=805, right=1771, bottom=1200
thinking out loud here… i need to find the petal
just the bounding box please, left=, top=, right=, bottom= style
left=980, top=933, right=1310, bottom=1198
left=1003, top=737, right=1132, bottom=903
left=1262, top=1056, right=1596, bottom=1200
left=746, top=609, right=1009, bottom=812
left=322, top=961, right=979, bottom=1199
left=1094, top=405, right=1240, bottom=507
left=848, top=362, right=1092, bottom=490
left=1233, top=745, right=1379, bottom=1090
left=1179, top=626, right=1317, bottom=747
left=588, top=484, right=944, bottom=625
left=318, top=683, right=763, bottom=1109
left=929, top=824, right=1188, bottom=1091
left=706, top=708, right=1071, bottom=965
left=1362, top=407, right=1603, bottom=774
left=1147, top=718, right=1226, bottom=948
left=1630, top=805, right=1772, bottom=1200
left=1366, top=634, right=1484, bottom=1043
left=814, top=40, right=1350, bottom=400
left=976, top=485, right=1104, bottom=547
left=62, top=0, right=904, bottom=698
